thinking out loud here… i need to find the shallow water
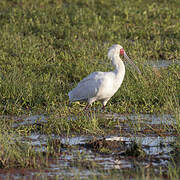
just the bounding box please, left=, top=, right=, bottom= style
left=12, top=115, right=47, bottom=128
left=103, top=113, right=176, bottom=125
left=2, top=134, right=175, bottom=179
left=147, top=60, right=180, bottom=68
left=0, top=113, right=177, bottom=179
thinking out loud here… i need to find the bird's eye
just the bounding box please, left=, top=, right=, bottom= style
left=120, top=48, right=124, bottom=56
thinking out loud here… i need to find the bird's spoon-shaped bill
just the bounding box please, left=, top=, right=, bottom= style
left=124, top=52, right=141, bottom=74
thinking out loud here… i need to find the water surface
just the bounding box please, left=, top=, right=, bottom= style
left=0, top=113, right=177, bottom=179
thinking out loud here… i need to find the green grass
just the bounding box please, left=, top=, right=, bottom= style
left=0, top=128, right=44, bottom=168
left=0, top=0, right=179, bottom=115
left=0, top=0, right=179, bottom=179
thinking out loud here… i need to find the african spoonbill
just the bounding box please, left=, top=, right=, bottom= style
left=68, top=44, right=141, bottom=109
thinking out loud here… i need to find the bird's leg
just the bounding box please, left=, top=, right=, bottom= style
left=101, top=100, right=108, bottom=112
left=84, top=104, right=89, bottom=111
left=101, top=105, right=105, bottom=111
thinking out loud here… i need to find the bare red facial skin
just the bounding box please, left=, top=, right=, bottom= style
left=120, top=48, right=124, bottom=56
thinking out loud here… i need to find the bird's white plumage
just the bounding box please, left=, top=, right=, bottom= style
left=68, top=44, right=137, bottom=108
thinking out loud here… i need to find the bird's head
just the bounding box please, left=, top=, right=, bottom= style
left=108, top=44, right=123, bottom=59
left=108, top=44, right=141, bottom=74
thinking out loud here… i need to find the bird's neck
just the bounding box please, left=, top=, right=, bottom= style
left=112, top=56, right=125, bottom=77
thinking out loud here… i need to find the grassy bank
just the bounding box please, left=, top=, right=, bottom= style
left=0, top=0, right=179, bottom=115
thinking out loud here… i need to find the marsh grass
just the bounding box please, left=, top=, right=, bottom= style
left=0, top=0, right=179, bottom=179
left=0, top=129, right=44, bottom=168
left=0, top=0, right=179, bottom=115
left=0, top=118, right=66, bottom=169
left=0, top=113, right=179, bottom=178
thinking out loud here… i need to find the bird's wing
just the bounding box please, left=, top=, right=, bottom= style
left=68, top=72, right=104, bottom=102
left=77, top=72, right=100, bottom=84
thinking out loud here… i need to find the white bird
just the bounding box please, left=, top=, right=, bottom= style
left=68, top=44, right=140, bottom=109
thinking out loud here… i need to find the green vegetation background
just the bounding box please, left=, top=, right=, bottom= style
left=0, top=0, right=179, bottom=114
